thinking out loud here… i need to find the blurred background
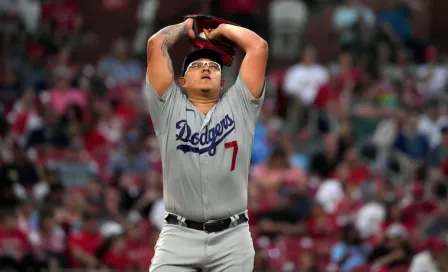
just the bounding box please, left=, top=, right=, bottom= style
left=1, top=0, right=448, bottom=271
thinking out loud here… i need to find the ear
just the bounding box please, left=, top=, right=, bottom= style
left=220, top=79, right=225, bottom=89
left=178, top=77, right=187, bottom=88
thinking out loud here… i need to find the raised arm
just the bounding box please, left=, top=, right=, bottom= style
left=146, top=19, right=194, bottom=97
left=205, top=24, right=268, bottom=98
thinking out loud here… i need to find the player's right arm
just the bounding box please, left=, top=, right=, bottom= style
left=146, top=19, right=194, bottom=96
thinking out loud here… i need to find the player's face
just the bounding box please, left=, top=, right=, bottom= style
left=182, top=58, right=224, bottom=94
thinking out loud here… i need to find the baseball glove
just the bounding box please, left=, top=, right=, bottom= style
left=183, top=14, right=239, bottom=66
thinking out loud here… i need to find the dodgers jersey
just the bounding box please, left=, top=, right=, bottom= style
left=144, top=75, right=264, bottom=221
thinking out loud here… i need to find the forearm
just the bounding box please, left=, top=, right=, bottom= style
left=218, top=24, right=267, bottom=53
left=148, top=22, right=187, bottom=49
left=147, top=22, right=187, bottom=73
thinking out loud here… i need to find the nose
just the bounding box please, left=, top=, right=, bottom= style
left=201, top=64, right=210, bottom=72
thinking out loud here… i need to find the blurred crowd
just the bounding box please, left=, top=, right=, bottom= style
left=1, top=0, right=448, bottom=271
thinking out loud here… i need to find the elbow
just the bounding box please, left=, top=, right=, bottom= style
left=147, top=35, right=164, bottom=50
left=147, top=37, right=158, bottom=49
left=256, top=39, right=269, bottom=54
left=249, top=39, right=268, bottom=58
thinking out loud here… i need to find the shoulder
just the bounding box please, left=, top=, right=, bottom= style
left=286, top=64, right=302, bottom=74
left=226, top=75, right=264, bottom=98
left=145, top=77, right=183, bottom=100
left=315, top=64, right=329, bottom=73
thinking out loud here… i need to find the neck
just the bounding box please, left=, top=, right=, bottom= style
left=188, top=96, right=219, bottom=114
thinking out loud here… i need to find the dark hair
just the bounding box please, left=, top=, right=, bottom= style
left=268, top=146, right=290, bottom=168
left=38, top=206, right=55, bottom=229
left=95, top=234, right=124, bottom=263
left=434, top=182, right=448, bottom=201
left=385, top=201, right=403, bottom=222
left=82, top=211, right=96, bottom=222
left=270, top=146, right=287, bottom=159
left=341, top=224, right=362, bottom=245
left=61, top=103, right=83, bottom=124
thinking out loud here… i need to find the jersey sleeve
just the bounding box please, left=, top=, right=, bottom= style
left=143, top=76, right=182, bottom=135
left=225, top=75, right=265, bottom=133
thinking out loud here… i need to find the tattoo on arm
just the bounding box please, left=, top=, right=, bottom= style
left=158, top=23, right=187, bottom=75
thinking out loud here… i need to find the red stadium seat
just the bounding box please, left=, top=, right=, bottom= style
left=350, top=264, right=373, bottom=272
left=389, top=265, right=410, bottom=272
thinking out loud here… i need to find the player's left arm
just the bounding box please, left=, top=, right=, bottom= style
left=205, top=24, right=268, bottom=98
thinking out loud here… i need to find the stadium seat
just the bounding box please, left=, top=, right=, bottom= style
left=350, top=264, right=372, bottom=272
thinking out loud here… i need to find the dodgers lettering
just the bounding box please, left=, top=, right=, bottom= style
left=176, top=115, right=235, bottom=156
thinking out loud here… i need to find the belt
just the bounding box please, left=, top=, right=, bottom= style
left=165, top=213, right=248, bottom=234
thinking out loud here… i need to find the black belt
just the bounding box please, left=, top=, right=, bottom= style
left=166, top=213, right=248, bottom=233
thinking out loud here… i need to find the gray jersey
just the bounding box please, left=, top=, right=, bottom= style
left=144, top=75, right=264, bottom=221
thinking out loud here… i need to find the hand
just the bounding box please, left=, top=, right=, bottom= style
left=184, top=18, right=195, bottom=39
left=203, top=25, right=225, bottom=41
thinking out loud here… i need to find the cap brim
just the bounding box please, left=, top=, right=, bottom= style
left=181, top=48, right=223, bottom=76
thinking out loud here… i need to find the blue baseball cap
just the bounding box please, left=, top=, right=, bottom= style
left=181, top=48, right=223, bottom=76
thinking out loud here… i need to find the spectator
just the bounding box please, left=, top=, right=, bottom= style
left=96, top=234, right=134, bottom=270
left=383, top=47, right=417, bottom=83
left=427, top=125, right=448, bottom=169
left=60, top=103, right=84, bottom=139
left=84, top=175, right=104, bottom=216
left=368, top=223, right=413, bottom=269
left=330, top=224, right=369, bottom=272
left=57, top=191, right=86, bottom=233
left=381, top=201, right=410, bottom=234
left=0, top=142, right=40, bottom=189
left=0, top=208, right=34, bottom=271
left=107, top=130, right=151, bottom=177
left=103, top=186, right=126, bottom=224
left=350, top=83, right=398, bottom=141
left=126, top=219, right=154, bottom=270
left=53, top=141, right=97, bottom=188
left=251, top=146, right=306, bottom=212
left=417, top=45, right=448, bottom=99
left=26, top=105, right=70, bottom=149
left=284, top=45, right=329, bottom=133
left=67, top=212, right=102, bottom=269
left=378, top=0, right=426, bottom=62
left=332, top=0, right=376, bottom=53
left=304, top=202, right=338, bottom=239
left=32, top=166, right=65, bottom=203
left=28, top=207, right=67, bottom=270
left=424, top=205, right=448, bottom=241
left=97, top=37, right=144, bottom=86
left=257, top=184, right=304, bottom=238
left=356, top=191, right=386, bottom=239
left=418, top=98, right=448, bottom=148
left=0, top=68, right=22, bottom=105
left=342, top=146, right=370, bottom=186
left=94, top=98, right=124, bottom=145
left=310, top=133, right=340, bottom=179
left=7, top=89, right=41, bottom=140
left=19, top=43, right=47, bottom=91
left=409, top=238, right=446, bottom=272
left=402, top=183, right=438, bottom=229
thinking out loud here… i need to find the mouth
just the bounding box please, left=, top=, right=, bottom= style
left=201, top=74, right=211, bottom=80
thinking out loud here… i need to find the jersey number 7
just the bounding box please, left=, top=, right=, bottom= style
left=224, top=141, right=238, bottom=171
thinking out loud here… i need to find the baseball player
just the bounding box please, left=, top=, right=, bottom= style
left=144, top=14, right=268, bottom=272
